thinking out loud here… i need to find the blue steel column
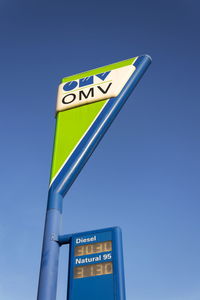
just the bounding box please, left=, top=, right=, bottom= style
left=37, top=192, right=63, bottom=300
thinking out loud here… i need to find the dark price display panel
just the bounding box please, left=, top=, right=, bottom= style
left=74, top=262, right=113, bottom=279
left=75, top=241, right=112, bottom=256
left=68, top=227, right=126, bottom=300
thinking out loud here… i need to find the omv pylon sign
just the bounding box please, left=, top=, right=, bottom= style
left=37, top=55, right=151, bottom=300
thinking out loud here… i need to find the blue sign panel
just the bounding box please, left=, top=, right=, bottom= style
left=67, top=227, right=125, bottom=300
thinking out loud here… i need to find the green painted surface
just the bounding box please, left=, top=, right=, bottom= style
left=50, top=100, right=107, bottom=183
left=50, top=56, right=138, bottom=183
left=61, top=57, right=137, bottom=83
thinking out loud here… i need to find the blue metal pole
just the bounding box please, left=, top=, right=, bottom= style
left=37, top=193, right=63, bottom=300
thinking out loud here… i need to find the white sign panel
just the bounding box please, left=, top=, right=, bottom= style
left=56, top=65, right=136, bottom=112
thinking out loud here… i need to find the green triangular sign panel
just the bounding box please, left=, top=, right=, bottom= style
left=50, top=57, right=137, bottom=185
left=50, top=100, right=107, bottom=183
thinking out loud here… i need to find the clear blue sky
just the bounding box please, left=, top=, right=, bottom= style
left=0, top=1, right=200, bottom=299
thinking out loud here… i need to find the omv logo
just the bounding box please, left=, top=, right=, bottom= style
left=63, top=71, right=111, bottom=91
left=56, top=61, right=137, bottom=112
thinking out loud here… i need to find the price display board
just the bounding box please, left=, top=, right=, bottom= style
left=67, top=227, right=125, bottom=300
